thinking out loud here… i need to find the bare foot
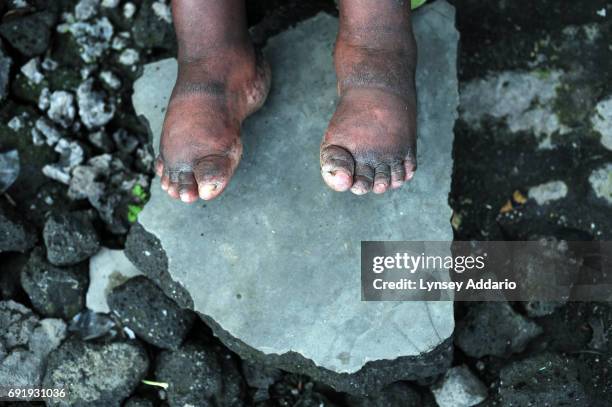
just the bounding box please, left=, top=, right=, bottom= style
left=321, top=0, right=417, bottom=195
left=156, top=0, right=271, bottom=202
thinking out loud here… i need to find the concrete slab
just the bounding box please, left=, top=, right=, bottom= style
left=132, top=0, right=458, bottom=392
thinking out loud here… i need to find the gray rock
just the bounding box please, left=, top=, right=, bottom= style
left=0, top=45, right=11, bottom=101
left=592, top=96, right=612, bottom=151
left=589, top=163, right=612, bottom=205
left=0, top=149, right=19, bottom=193
left=43, top=339, right=149, bottom=407
left=57, top=17, right=113, bottom=64
left=155, top=341, right=245, bottom=407
left=47, top=90, right=76, bottom=128
left=455, top=302, right=542, bottom=358
left=87, top=248, right=143, bottom=313
left=77, top=78, right=116, bottom=129
left=132, top=2, right=458, bottom=394
left=21, top=248, right=88, bottom=319
left=498, top=353, right=589, bottom=406
left=0, top=203, right=37, bottom=253
left=43, top=212, right=100, bottom=266
left=431, top=365, right=487, bottom=407
left=0, top=11, right=55, bottom=57
left=0, top=301, right=67, bottom=389
left=346, top=382, right=423, bottom=407
left=75, top=0, right=100, bottom=21
left=107, top=276, right=195, bottom=349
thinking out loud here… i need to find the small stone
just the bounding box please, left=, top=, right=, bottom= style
left=21, top=248, right=88, bottom=319
left=119, top=48, right=139, bottom=66
left=123, top=2, right=137, bottom=19
left=38, top=87, right=51, bottom=110
left=68, top=309, right=116, bottom=340
left=431, top=365, right=487, bottom=407
left=0, top=47, right=12, bottom=101
left=42, top=164, right=71, bottom=184
left=498, top=353, right=588, bottom=406
left=87, top=248, right=143, bottom=313
left=108, top=276, right=195, bottom=349
left=455, top=302, right=542, bottom=358
left=20, top=58, right=44, bottom=84
left=77, top=78, right=116, bottom=129
left=75, top=0, right=100, bottom=21
left=100, top=70, right=122, bottom=90
left=43, top=212, right=100, bottom=266
left=43, top=339, right=149, bottom=406
left=589, top=163, right=612, bottom=205
left=47, top=91, right=76, bottom=128
left=0, top=149, right=19, bottom=194
left=101, top=0, right=120, bottom=8
left=35, top=118, right=62, bottom=146
left=0, top=301, right=67, bottom=388
left=152, top=1, right=172, bottom=23
left=528, top=180, right=568, bottom=205
left=111, top=34, right=128, bottom=51
left=155, top=341, right=245, bottom=406
left=592, top=96, right=612, bottom=151
left=60, top=17, right=114, bottom=64
left=7, top=116, right=23, bottom=131
left=0, top=203, right=37, bottom=253
left=41, top=57, right=59, bottom=71
left=54, top=138, right=85, bottom=172
left=0, top=11, right=55, bottom=57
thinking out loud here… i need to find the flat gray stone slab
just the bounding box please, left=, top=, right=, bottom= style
left=133, top=0, right=458, bottom=381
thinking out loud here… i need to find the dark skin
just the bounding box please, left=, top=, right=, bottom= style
left=156, top=0, right=417, bottom=202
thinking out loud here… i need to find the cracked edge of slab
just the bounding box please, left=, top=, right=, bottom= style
left=127, top=221, right=453, bottom=395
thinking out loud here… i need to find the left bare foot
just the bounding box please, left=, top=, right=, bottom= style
left=320, top=0, right=417, bottom=195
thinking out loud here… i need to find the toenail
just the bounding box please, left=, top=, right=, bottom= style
left=406, top=172, right=414, bottom=181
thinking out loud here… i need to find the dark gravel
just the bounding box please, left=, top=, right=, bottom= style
left=43, top=338, right=149, bottom=407
left=20, top=247, right=88, bottom=319
left=42, top=211, right=100, bottom=266
left=107, top=275, right=195, bottom=349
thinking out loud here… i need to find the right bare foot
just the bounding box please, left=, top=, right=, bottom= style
left=156, top=0, right=271, bottom=203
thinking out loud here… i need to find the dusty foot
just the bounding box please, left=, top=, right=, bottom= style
left=156, top=0, right=270, bottom=202
left=156, top=48, right=270, bottom=202
left=320, top=0, right=417, bottom=195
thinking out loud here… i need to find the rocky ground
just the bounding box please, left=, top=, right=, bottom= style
left=0, top=0, right=611, bottom=406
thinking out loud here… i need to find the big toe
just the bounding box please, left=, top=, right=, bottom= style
left=193, top=155, right=235, bottom=200
left=320, top=144, right=355, bottom=192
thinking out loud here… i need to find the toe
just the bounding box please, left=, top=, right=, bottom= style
left=155, top=156, right=164, bottom=177
left=390, top=161, right=406, bottom=189
left=193, top=155, right=234, bottom=200
left=351, top=163, right=374, bottom=195
left=167, top=182, right=180, bottom=199
left=161, top=172, right=171, bottom=191
left=177, top=172, right=198, bottom=203
left=320, top=144, right=355, bottom=192
left=373, top=164, right=391, bottom=194
left=404, top=151, right=417, bottom=182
